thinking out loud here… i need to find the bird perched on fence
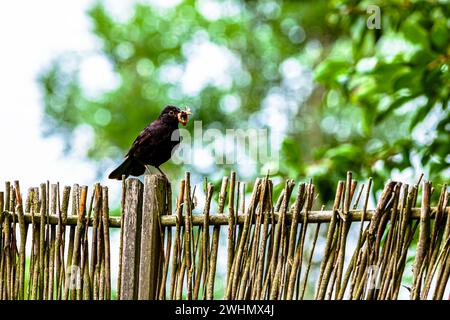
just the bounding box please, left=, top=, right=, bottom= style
left=108, top=105, right=192, bottom=180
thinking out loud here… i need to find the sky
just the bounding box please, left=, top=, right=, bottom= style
left=0, top=0, right=98, bottom=187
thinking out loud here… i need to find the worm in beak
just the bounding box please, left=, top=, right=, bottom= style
left=178, top=106, right=192, bottom=126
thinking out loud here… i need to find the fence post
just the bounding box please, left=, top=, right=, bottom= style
left=120, top=178, right=143, bottom=300
left=138, top=174, right=166, bottom=299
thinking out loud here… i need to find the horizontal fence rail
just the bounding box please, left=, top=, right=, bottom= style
left=0, top=172, right=449, bottom=300
left=1, top=212, right=121, bottom=228
left=3, top=207, right=448, bottom=228
left=157, top=207, right=448, bottom=226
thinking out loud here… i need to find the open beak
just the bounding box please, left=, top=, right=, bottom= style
left=177, top=106, right=192, bottom=126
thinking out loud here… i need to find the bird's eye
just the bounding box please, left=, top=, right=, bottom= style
left=169, top=111, right=175, bottom=116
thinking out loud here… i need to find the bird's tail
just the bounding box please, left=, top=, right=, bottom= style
left=108, top=157, right=146, bottom=180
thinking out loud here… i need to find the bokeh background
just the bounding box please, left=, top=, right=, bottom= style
left=0, top=0, right=448, bottom=298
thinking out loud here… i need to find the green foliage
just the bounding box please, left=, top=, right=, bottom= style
left=311, top=0, right=449, bottom=200
left=39, top=0, right=449, bottom=203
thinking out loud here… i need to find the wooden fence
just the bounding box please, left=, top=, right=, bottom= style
left=0, top=172, right=449, bottom=300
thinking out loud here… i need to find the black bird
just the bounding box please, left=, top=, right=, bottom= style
left=108, top=105, right=191, bottom=180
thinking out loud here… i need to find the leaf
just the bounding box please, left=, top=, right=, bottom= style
left=375, top=94, right=417, bottom=124
left=372, top=63, right=410, bottom=93
left=409, top=98, right=435, bottom=131
left=314, top=59, right=351, bottom=84
left=393, top=69, right=423, bottom=93
left=281, top=137, right=303, bottom=169
left=400, top=17, right=429, bottom=49
left=410, top=49, right=436, bottom=66
left=323, top=144, right=362, bottom=161
left=362, top=105, right=376, bottom=135
left=431, top=20, right=449, bottom=50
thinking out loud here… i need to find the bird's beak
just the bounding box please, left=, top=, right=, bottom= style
left=178, top=106, right=192, bottom=126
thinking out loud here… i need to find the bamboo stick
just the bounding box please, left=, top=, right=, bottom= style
left=159, top=182, right=172, bottom=300
left=411, top=182, right=431, bottom=299
left=101, top=187, right=111, bottom=300
left=201, top=183, right=214, bottom=300
left=169, top=180, right=185, bottom=300
left=226, top=172, right=236, bottom=289
left=14, top=182, right=26, bottom=300
left=207, top=177, right=228, bottom=300
left=184, top=173, right=193, bottom=300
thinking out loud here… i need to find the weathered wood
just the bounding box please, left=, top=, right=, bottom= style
left=158, top=207, right=446, bottom=226
left=117, top=177, right=126, bottom=300
left=207, top=177, right=228, bottom=299
left=183, top=172, right=193, bottom=300
left=1, top=206, right=446, bottom=229
left=1, top=211, right=121, bottom=227
left=120, top=178, right=143, bottom=300
left=0, top=175, right=448, bottom=301
left=14, top=182, right=26, bottom=300
left=411, top=181, right=431, bottom=299
left=89, top=184, right=101, bottom=299
left=69, top=185, right=87, bottom=300
left=138, top=174, right=166, bottom=300
left=102, top=187, right=111, bottom=300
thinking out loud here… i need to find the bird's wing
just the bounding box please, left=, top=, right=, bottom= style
left=126, top=121, right=172, bottom=157
left=126, top=126, right=154, bottom=157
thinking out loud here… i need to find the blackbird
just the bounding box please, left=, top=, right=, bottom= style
left=108, top=105, right=191, bottom=180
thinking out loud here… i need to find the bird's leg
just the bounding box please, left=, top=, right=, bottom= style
left=156, top=166, right=168, bottom=180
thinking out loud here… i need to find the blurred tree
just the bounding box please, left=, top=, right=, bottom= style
left=39, top=0, right=449, bottom=202
left=308, top=0, right=449, bottom=198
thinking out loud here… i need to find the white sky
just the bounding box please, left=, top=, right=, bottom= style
left=0, top=0, right=98, bottom=187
